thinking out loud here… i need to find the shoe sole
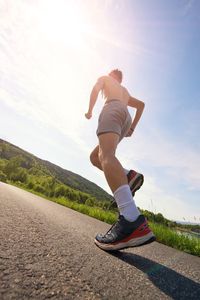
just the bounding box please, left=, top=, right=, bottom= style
left=94, top=232, right=156, bottom=251
left=129, top=174, right=144, bottom=196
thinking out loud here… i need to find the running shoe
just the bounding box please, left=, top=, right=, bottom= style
left=94, top=214, right=155, bottom=251
left=127, top=170, right=144, bottom=196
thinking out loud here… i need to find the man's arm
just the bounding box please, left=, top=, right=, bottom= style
left=127, top=96, right=145, bottom=133
left=85, top=77, right=104, bottom=119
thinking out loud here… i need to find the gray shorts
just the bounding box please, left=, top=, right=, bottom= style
left=96, top=99, right=132, bottom=141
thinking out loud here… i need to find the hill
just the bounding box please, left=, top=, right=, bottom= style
left=1, top=138, right=200, bottom=232
left=0, top=139, right=113, bottom=203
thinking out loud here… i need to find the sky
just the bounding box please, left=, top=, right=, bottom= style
left=0, top=0, right=200, bottom=223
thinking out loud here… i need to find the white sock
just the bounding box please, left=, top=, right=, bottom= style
left=124, top=168, right=129, bottom=175
left=114, top=184, right=140, bottom=222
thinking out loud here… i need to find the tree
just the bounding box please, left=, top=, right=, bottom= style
left=4, top=156, right=23, bottom=179
left=10, top=167, right=28, bottom=183
left=0, top=170, right=7, bottom=182
left=155, top=213, right=165, bottom=224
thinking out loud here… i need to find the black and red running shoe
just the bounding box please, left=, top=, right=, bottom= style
left=94, top=215, right=155, bottom=251
left=127, top=170, right=144, bottom=196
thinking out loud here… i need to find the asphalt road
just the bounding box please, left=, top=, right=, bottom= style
left=0, top=182, right=200, bottom=300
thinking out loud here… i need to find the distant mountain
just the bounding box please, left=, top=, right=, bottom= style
left=0, top=139, right=113, bottom=202
left=175, top=220, right=200, bottom=226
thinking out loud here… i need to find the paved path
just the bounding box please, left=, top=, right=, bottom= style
left=0, top=182, right=200, bottom=299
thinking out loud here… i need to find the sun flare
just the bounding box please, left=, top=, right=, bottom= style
left=38, top=0, right=87, bottom=47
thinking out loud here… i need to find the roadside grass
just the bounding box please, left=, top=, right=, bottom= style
left=150, top=222, right=200, bottom=257
left=9, top=182, right=200, bottom=257
left=55, top=197, right=117, bottom=224
left=58, top=196, right=200, bottom=257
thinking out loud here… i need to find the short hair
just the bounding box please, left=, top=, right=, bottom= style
left=109, top=69, right=123, bottom=82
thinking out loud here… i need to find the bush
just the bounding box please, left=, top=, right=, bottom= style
left=27, top=181, right=35, bottom=190
left=0, top=170, right=7, bottom=182
left=79, top=192, right=90, bottom=204
left=49, top=190, right=55, bottom=198
left=85, top=197, right=96, bottom=207
left=54, top=185, right=66, bottom=197
left=4, top=156, right=24, bottom=178
left=34, top=184, right=46, bottom=194
left=99, top=200, right=111, bottom=210
left=10, top=168, right=28, bottom=183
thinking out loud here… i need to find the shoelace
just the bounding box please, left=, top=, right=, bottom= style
left=104, top=216, right=122, bottom=236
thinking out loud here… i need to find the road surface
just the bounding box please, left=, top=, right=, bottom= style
left=0, top=182, right=200, bottom=299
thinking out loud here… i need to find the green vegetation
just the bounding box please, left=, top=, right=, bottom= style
left=12, top=183, right=200, bottom=257
left=0, top=139, right=199, bottom=257
left=0, top=139, right=112, bottom=202
left=150, top=223, right=200, bottom=257
left=0, top=139, right=113, bottom=210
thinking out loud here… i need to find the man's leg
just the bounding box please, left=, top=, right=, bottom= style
left=98, top=132, right=140, bottom=222
left=90, top=145, right=102, bottom=171
left=94, top=132, right=155, bottom=250
left=98, top=133, right=127, bottom=193
left=90, top=143, right=144, bottom=196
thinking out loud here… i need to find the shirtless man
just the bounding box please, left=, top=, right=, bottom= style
left=85, top=69, right=155, bottom=251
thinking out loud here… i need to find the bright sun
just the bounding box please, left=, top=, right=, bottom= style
left=38, top=0, right=87, bottom=47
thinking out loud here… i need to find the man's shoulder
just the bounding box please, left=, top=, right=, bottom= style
left=94, top=75, right=108, bottom=89
left=97, top=75, right=109, bottom=82
left=95, top=75, right=110, bottom=88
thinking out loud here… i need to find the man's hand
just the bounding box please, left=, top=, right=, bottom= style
left=85, top=77, right=104, bottom=121
left=127, top=96, right=145, bottom=134
left=85, top=112, right=92, bottom=119
left=126, top=127, right=134, bottom=137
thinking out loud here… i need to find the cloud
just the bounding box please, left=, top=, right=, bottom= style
left=117, top=111, right=200, bottom=192
left=1, top=0, right=199, bottom=223
left=135, top=174, right=200, bottom=222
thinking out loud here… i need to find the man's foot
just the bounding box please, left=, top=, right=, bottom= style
left=127, top=170, right=144, bottom=196
left=94, top=215, right=155, bottom=251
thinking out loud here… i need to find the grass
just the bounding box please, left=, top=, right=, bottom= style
left=9, top=181, right=200, bottom=257
left=150, top=222, right=200, bottom=257
left=55, top=196, right=117, bottom=224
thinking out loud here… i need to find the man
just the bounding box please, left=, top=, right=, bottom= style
left=85, top=69, right=155, bottom=251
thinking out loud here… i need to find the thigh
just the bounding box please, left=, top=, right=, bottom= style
left=98, top=132, right=120, bottom=156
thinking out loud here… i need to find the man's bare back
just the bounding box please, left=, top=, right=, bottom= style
left=95, top=75, right=130, bottom=105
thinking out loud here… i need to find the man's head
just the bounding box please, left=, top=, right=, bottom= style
left=109, top=69, right=123, bottom=83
